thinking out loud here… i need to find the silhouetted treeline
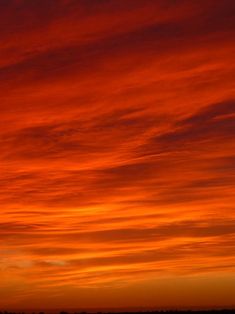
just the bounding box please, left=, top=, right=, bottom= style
left=1, top=310, right=235, bottom=314
left=58, top=310, right=235, bottom=314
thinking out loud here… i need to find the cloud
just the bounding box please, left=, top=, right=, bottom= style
left=0, top=0, right=235, bottom=309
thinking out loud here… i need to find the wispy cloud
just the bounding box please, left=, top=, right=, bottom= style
left=0, top=0, right=235, bottom=309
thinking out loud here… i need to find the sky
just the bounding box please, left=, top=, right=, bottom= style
left=0, top=0, right=235, bottom=310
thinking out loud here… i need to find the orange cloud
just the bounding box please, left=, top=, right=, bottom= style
left=0, top=0, right=235, bottom=310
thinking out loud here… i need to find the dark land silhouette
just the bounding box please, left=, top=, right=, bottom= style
left=1, top=310, right=235, bottom=314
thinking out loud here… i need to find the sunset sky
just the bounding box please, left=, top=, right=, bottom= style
left=0, top=0, right=235, bottom=310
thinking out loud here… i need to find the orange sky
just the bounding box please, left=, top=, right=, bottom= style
left=0, top=0, right=235, bottom=310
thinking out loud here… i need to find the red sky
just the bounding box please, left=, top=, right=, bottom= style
left=0, top=0, right=235, bottom=310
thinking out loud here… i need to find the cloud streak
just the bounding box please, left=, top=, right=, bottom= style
left=0, top=0, right=235, bottom=309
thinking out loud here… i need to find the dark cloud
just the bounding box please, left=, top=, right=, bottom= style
left=139, top=100, right=235, bottom=156
left=1, top=0, right=234, bottom=89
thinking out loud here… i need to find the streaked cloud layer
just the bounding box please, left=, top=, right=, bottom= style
left=0, top=0, right=235, bottom=309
